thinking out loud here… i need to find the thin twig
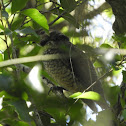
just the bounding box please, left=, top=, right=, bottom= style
left=10, top=13, right=16, bottom=26
left=0, top=1, right=11, bottom=59
left=4, top=0, right=12, bottom=8
left=68, top=68, right=113, bottom=113
left=21, top=19, right=32, bottom=27
left=84, top=69, right=113, bottom=92
left=35, top=2, right=50, bottom=8
left=50, top=0, right=60, bottom=6
left=0, top=36, right=6, bottom=42
left=2, top=0, right=21, bottom=79
left=40, top=7, right=60, bottom=14
left=20, top=16, right=27, bottom=27
left=48, top=11, right=66, bottom=26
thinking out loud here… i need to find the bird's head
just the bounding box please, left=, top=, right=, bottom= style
left=40, top=31, right=69, bottom=47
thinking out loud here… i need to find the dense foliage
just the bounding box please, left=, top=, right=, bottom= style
left=0, top=0, right=126, bottom=126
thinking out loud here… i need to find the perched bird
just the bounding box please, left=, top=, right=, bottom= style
left=40, top=31, right=107, bottom=111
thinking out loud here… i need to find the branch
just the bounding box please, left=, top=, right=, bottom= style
left=84, top=2, right=111, bottom=20
left=85, top=69, right=113, bottom=92
left=0, top=54, right=61, bottom=68
left=106, top=0, right=126, bottom=34
left=0, top=2, right=11, bottom=59
left=48, top=11, right=66, bottom=26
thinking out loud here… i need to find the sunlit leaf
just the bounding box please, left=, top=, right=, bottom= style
left=70, top=91, right=101, bottom=101
left=0, top=91, right=17, bottom=99
left=0, top=53, right=3, bottom=61
left=93, top=60, right=103, bottom=68
left=22, top=9, right=49, bottom=33
left=0, top=23, right=4, bottom=30
left=100, top=43, right=113, bottom=48
left=69, top=92, right=82, bottom=98
left=103, top=8, right=113, bottom=18
left=112, top=67, right=122, bottom=76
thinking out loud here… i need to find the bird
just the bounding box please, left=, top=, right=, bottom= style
left=40, top=31, right=107, bottom=111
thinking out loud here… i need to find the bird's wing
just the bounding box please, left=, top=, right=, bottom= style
left=71, top=45, right=105, bottom=94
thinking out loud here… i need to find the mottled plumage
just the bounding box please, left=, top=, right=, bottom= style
left=40, top=31, right=107, bottom=111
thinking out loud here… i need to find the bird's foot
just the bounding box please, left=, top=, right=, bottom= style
left=48, top=86, right=66, bottom=95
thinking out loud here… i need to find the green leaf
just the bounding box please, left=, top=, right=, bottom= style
left=4, top=48, right=10, bottom=60
left=100, top=43, right=113, bottom=48
left=70, top=91, right=101, bottom=101
left=112, top=34, right=126, bottom=44
left=2, top=10, right=9, bottom=18
left=13, top=121, right=31, bottom=126
left=122, top=109, right=126, bottom=120
left=103, top=8, right=113, bottom=18
left=0, top=23, right=4, bottom=30
left=15, top=27, right=38, bottom=37
left=69, top=92, right=82, bottom=98
left=93, top=60, right=103, bottom=68
left=0, top=91, right=17, bottom=99
left=8, top=100, right=32, bottom=122
left=0, top=106, right=16, bottom=121
left=0, top=102, right=33, bottom=125
left=112, top=67, right=122, bottom=76
left=104, top=86, right=120, bottom=106
left=22, top=8, right=49, bottom=33
left=120, top=97, right=125, bottom=108
left=0, top=75, right=12, bottom=91
left=52, top=9, right=79, bottom=28
left=122, top=71, right=126, bottom=83
left=45, top=107, right=66, bottom=123
left=0, top=53, right=3, bottom=61
left=11, top=16, right=24, bottom=30
left=60, top=0, right=77, bottom=12
left=4, top=28, right=12, bottom=35
left=11, top=0, right=29, bottom=14
left=62, top=12, right=80, bottom=28
left=22, top=92, right=28, bottom=101
left=94, top=37, right=102, bottom=42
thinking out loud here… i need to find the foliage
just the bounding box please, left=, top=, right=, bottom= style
left=0, top=0, right=126, bottom=126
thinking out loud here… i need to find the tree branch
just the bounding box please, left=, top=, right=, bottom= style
left=84, top=2, right=111, bottom=20
left=106, top=0, right=126, bottom=34
left=0, top=54, right=61, bottom=68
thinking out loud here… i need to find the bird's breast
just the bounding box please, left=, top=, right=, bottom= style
left=43, top=58, right=82, bottom=93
